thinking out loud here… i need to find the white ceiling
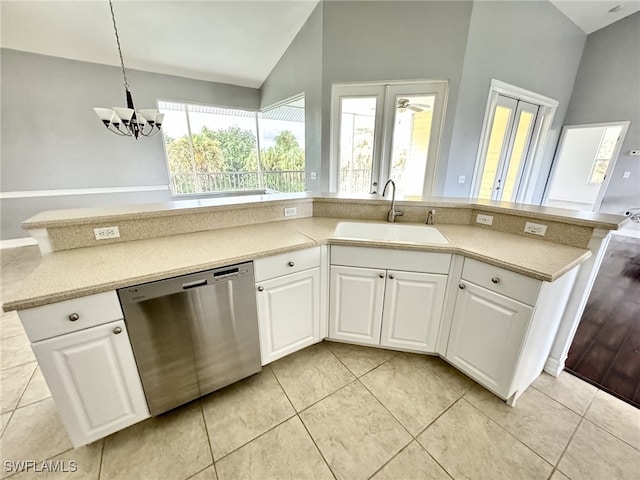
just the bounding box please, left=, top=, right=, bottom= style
left=549, top=0, right=640, bottom=33
left=0, top=0, right=319, bottom=88
left=1, top=1, right=638, bottom=89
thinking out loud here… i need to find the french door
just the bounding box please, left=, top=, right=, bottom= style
left=331, top=81, right=447, bottom=196
left=476, top=94, right=541, bottom=202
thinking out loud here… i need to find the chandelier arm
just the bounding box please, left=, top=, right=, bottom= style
left=109, top=0, right=130, bottom=90
left=106, top=124, right=130, bottom=136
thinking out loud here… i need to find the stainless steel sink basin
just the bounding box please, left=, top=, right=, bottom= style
left=333, top=222, right=449, bottom=244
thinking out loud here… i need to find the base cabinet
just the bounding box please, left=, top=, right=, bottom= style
left=446, top=282, right=533, bottom=398
left=256, top=268, right=321, bottom=365
left=31, top=320, right=150, bottom=447
left=329, top=265, right=447, bottom=352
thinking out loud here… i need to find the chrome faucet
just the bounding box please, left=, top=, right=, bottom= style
left=426, top=209, right=436, bottom=225
left=382, top=179, right=403, bottom=223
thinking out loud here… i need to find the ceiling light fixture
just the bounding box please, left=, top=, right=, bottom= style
left=93, top=0, right=163, bottom=139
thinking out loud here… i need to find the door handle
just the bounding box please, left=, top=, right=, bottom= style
left=182, top=279, right=208, bottom=290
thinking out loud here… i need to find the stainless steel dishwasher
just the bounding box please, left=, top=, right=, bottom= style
left=117, top=262, right=261, bottom=416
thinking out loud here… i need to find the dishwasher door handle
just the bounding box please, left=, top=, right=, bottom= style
left=182, top=279, right=208, bottom=290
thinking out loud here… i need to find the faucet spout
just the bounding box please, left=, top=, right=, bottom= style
left=426, top=209, right=436, bottom=225
left=382, top=179, right=403, bottom=223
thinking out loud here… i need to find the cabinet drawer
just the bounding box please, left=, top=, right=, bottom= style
left=331, top=246, right=451, bottom=274
left=254, top=247, right=321, bottom=282
left=18, top=291, right=123, bottom=342
left=461, top=258, right=541, bottom=306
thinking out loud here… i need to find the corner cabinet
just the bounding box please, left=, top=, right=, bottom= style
left=329, top=246, right=450, bottom=353
left=445, top=258, right=579, bottom=405
left=18, top=292, right=149, bottom=447
left=254, top=247, right=325, bottom=365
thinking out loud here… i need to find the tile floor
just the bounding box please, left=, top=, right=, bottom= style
left=1, top=246, right=639, bottom=480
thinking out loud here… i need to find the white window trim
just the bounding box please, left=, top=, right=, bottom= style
left=470, top=79, right=559, bottom=203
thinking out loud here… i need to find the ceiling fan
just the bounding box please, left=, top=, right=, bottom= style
left=396, top=98, right=432, bottom=113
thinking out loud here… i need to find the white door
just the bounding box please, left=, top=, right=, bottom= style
left=32, top=320, right=149, bottom=447
left=329, top=265, right=385, bottom=345
left=476, top=95, right=540, bottom=202
left=256, top=268, right=320, bottom=365
left=380, top=271, right=447, bottom=353
left=446, top=282, right=533, bottom=398
left=543, top=122, right=629, bottom=211
left=331, top=81, right=447, bottom=196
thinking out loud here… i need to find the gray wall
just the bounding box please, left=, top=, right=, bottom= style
left=445, top=0, right=586, bottom=199
left=260, top=3, right=323, bottom=192
left=320, top=0, right=473, bottom=193
left=563, top=12, right=640, bottom=214
left=1, top=49, right=259, bottom=240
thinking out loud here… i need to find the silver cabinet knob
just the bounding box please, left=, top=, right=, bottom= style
left=388, top=274, right=395, bottom=279
left=379, top=273, right=384, bottom=278
left=459, top=284, right=466, bottom=289
left=491, top=277, right=500, bottom=284
left=257, top=286, right=264, bottom=292
left=68, top=313, right=80, bottom=322
left=113, top=326, right=122, bottom=334
left=288, top=261, right=295, bottom=267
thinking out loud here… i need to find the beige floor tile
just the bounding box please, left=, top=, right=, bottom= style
left=550, top=470, right=571, bottom=480
left=300, top=381, right=411, bottom=480
left=215, top=416, right=333, bottom=480
left=101, top=402, right=212, bottom=480
left=370, top=441, right=451, bottom=480
left=0, top=398, right=73, bottom=479
left=409, top=353, right=478, bottom=394
left=585, top=390, right=640, bottom=449
left=557, top=420, right=640, bottom=480
left=418, top=400, right=552, bottom=480
left=201, top=367, right=295, bottom=459
left=0, top=334, right=36, bottom=370
left=189, top=465, right=217, bottom=480
left=0, top=411, right=12, bottom=438
left=464, top=383, right=581, bottom=464
left=325, top=341, right=396, bottom=377
left=0, top=362, right=36, bottom=413
left=270, top=343, right=355, bottom=411
left=532, top=372, right=597, bottom=415
left=10, top=440, right=103, bottom=480
left=361, top=354, right=459, bottom=435
left=0, top=311, right=25, bottom=340
left=18, top=366, right=51, bottom=408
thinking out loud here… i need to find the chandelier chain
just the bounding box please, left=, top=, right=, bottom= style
left=108, top=0, right=130, bottom=90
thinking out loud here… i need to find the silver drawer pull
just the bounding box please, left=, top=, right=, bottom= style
left=491, top=277, right=500, bottom=284
left=288, top=261, right=295, bottom=267
left=379, top=273, right=385, bottom=278
left=388, top=274, right=395, bottom=279
left=68, top=313, right=80, bottom=322
left=257, top=286, right=264, bottom=292
left=113, top=326, right=122, bottom=334
left=459, top=284, right=465, bottom=289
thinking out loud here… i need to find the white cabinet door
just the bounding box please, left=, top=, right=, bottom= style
left=446, top=281, right=533, bottom=398
left=256, top=268, right=320, bottom=365
left=31, top=320, right=149, bottom=447
left=380, top=271, right=447, bottom=352
left=329, top=265, right=385, bottom=345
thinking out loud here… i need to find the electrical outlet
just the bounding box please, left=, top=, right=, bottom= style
left=524, top=222, right=547, bottom=236
left=629, top=150, right=640, bottom=156
left=623, top=171, right=631, bottom=179
left=94, top=226, right=120, bottom=240
left=310, top=171, right=317, bottom=180
left=476, top=214, right=493, bottom=226
left=458, top=175, right=466, bottom=184
left=284, top=207, right=297, bottom=217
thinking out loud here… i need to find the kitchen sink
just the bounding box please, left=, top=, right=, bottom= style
left=332, top=222, right=449, bottom=244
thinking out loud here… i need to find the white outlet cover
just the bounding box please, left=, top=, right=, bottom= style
left=623, top=171, right=631, bottom=178
left=458, top=175, right=466, bottom=184
left=284, top=207, right=297, bottom=217
left=310, top=171, right=317, bottom=180
left=524, top=222, right=547, bottom=236
left=476, top=214, right=493, bottom=226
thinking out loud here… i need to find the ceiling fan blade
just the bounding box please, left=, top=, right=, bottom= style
left=408, top=105, right=423, bottom=112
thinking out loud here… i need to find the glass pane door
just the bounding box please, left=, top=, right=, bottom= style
left=338, top=97, right=379, bottom=193
left=389, top=95, right=436, bottom=196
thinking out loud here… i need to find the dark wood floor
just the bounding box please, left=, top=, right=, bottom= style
left=566, top=234, right=640, bottom=408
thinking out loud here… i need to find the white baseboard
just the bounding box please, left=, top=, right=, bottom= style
left=543, top=357, right=564, bottom=377
left=1, top=238, right=38, bottom=249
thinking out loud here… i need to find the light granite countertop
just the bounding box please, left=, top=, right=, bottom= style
left=2, top=217, right=591, bottom=312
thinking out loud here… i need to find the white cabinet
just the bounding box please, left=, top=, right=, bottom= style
left=254, top=247, right=323, bottom=365
left=256, top=268, right=321, bottom=365
left=329, top=266, right=385, bottom=345
left=31, top=320, right=149, bottom=447
left=446, top=281, right=533, bottom=398
left=329, top=253, right=448, bottom=353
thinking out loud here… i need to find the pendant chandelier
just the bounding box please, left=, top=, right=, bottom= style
left=93, top=0, right=163, bottom=139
